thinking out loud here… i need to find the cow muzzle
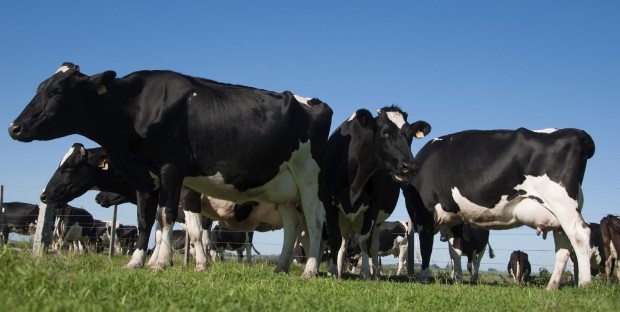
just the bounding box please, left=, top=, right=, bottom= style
left=391, top=162, right=417, bottom=184
left=8, top=123, right=32, bottom=142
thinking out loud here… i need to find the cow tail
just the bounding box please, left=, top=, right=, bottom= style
left=487, top=242, right=496, bottom=259
left=252, top=244, right=261, bottom=255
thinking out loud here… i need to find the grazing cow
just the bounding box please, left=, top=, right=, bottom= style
left=0, top=202, right=40, bottom=246
left=209, top=224, right=257, bottom=262
left=507, top=250, right=531, bottom=284
left=91, top=219, right=110, bottom=253
left=322, top=107, right=430, bottom=278
left=53, top=204, right=96, bottom=253
left=404, top=128, right=595, bottom=290
left=440, top=224, right=495, bottom=283
left=10, top=63, right=333, bottom=277
left=347, top=221, right=409, bottom=276
left=600, top=215, right=620, bottom=283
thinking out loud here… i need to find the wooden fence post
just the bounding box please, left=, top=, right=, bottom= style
left=108, top=204, right=118, bottom=258
left=32, top=203, right=55, bottom=256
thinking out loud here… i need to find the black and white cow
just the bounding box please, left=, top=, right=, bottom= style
left=209, top=224, right=257, bottom=262
left=404, top=128, right=595, bottom=290
left=10, top=63, right=332, bottom=277
left=440, top=224, right=495, bottom=283
left=507, top=250, right=531, bottom=285
left=0, top=202, right=39, bottom=246
left=116, top=224, right=138, bottom=255
left=347, top=221, right=409, bottom=276
left=600, top=215, right=620, bottom=284
left=322, top=107, right=430, bottom=278
left=53, top=204, right=96, bottom=253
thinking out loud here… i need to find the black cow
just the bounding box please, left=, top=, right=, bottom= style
left=600, top=215, right=620, bottom=284
left=404, top=128, right=595, bottom=290
left=0, top=202, right=40, bottom=246
left=10, top=63, right=332, bottom=277
left=346, top=221, right=409, bottom=276
left=440, top=224, right=495, bottom=283
left=209, top=224, right=257, bottom=262
left=322, top=107, right=430, bottom=278
left=507, top=250, right=531, bottom=285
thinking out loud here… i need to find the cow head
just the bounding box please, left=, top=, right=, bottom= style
left=40, top=143, right=110, bottom=204
left=9, top=62, right=116, bottom=142
left=373, top=106, right=431, bottom=184
left=95, top=191, right=132, bottom=208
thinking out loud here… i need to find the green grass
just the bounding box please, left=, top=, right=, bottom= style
left=1, top=246, right=618, bottom=312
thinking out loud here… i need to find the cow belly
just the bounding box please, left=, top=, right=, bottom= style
left=451, top=188, right=561, bottom=231
left=183, top=141, right=316, bottom=204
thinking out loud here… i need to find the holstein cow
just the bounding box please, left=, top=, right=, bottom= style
left=507, top=250, right=531, bottom=285
left=53, top=204, right=96, bottom=253
left=347, top=221, right=409, bottom=276
left=0, top=202, right=40, bottom=246
left=568, top=222, right=607, bottom=283
left=440, top=224, right=495, bottom=283
left=322, top=107, right=430, bottom=278
left=209, top=224, right=258, bottom=262
left=10, top=63, right=332, bottom=277
left=403, top=128, right=595, bottom=290
left=600, top=215, right=620, bottom=283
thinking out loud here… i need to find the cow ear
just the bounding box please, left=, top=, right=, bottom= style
left=408, top=121, right=432, bottom=139
left=88, top=70, right=116, bottom=95
left=97, top=156, right=109, bottom=171
left=354, top=109, right=375, bottom=129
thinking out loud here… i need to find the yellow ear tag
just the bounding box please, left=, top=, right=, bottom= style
left=97, top=85, right=107, bottom=95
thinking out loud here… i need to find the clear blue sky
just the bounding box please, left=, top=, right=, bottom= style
left=1, top=1, right=618, bottom=272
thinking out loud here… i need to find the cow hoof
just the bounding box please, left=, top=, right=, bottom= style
left=124, top=262, right=143, bottom=270
left=195, top=265, right=208, bottom=272
left=301, top=270, right=318, bottom=278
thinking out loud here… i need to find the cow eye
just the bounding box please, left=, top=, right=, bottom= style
left=380, top=128, right=390, bottom=138
left=48, top=88, right=61, bottom=98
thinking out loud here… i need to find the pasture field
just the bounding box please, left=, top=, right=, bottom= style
left=1, top=246, right=618, bottom=312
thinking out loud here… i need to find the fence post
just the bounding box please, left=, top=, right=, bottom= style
left=184, top=229, right=190, bottom=266
left=0, top=185, right=3, bottom=247
left=108, top=204, right=118, bottom=258
left=32, top=203, right=55, bottom=256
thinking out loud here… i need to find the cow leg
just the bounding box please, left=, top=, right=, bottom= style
left=542, top=188, right=591, bottom=287
left=548, top=230, right=572, bottom=290
left=418, top=229, right=434, bottom=282
left=245, top=232, right=253, bottom=263
left=150, top=207, right=175, bottom=271
left=127, top=191, right=158, bottom=269
left=448, top=243, right=463, bottom=283
left=147, top=209, right=163, bottom=266
left=397, top=239, right=408, bottom=275
left=275, top=203, right=303, bottom=273
left=406, top=222, right=416, bottom=278
left=369, top=226, right=382, bottom=279
left=336, top=235, right=349, bottom=277
left=326, top=204, right=343, bottom=277
left=299, top=200, right=324, bottom=278
left=470, top=249, right=484, bottom=283
left=183, top=210, right=208, bottom=271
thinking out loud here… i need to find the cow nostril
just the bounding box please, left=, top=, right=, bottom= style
left=9, top=123, right=22, bottom=135
left=40, top=193, right=48, bottom=203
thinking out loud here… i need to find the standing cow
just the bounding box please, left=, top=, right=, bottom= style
left=600, top=215, right=620, bottom=284
left=346, top=221, right=409, bottom=276
left=1, top=202, right=40, bottom=246
left=209, top=224, right=257, bottom=262
left=322, top=107, right=430, bottom=279
left=404, top=128, right=595, bottom=290
left=507, top=250, right=531, bottom=285
left=9, top=63, right=332, bottom=277
left=440, top=224, right=495, bottom=283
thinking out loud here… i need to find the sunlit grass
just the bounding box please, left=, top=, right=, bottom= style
left=1, top=246, right=617, bottom=312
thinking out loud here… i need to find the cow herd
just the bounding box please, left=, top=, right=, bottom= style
left=3, top=62, right=619, bottom=290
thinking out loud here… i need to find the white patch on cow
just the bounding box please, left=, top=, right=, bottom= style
left=192, top=92, right=197, bottom=97
left=449, top=175, right=576, bottom=231
left=55, top=65, right=71, bottom=74
left=385, top=111, right=406, bottom=129
left=148, top=171, right=160, bottom=189
left=293, top=94, right=312, bottom=106
left=59, top=146, right=76, bottom=166
left=534, top=128, right=557, bottom=134
left=347, top=112, right=357, bottom=122
left=431, top=137, right=443, bottom=143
